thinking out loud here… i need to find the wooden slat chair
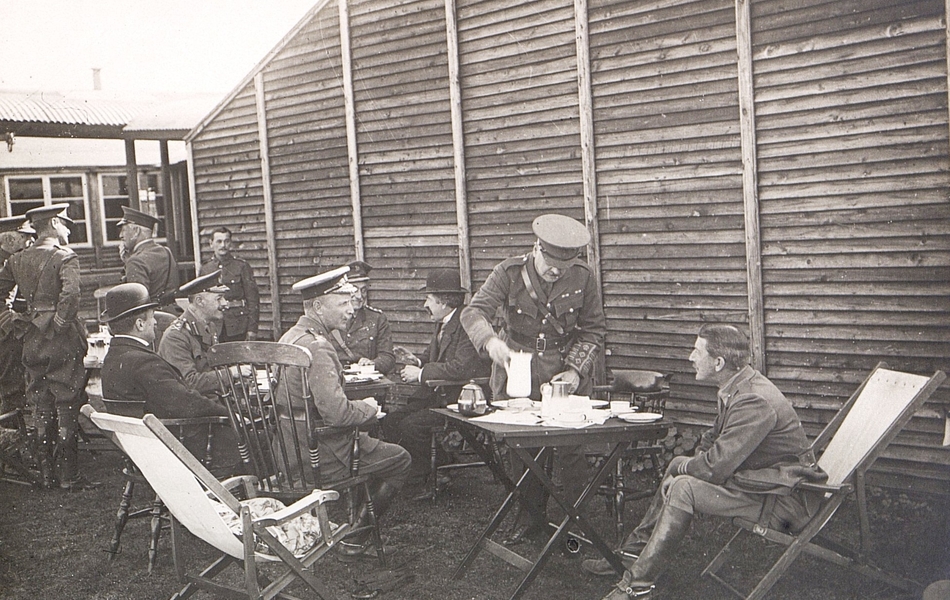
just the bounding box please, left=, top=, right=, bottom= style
left=100, top=398, right=228, bottom=573
left=702, top=363, right=947, bottom=600
left=207, top=341, right=387, bottom=566
left=82, top=405, right=347, bottom=600
left=0, top=408, right=39, bottom=486
left=590, top=369, right=671, bottom=543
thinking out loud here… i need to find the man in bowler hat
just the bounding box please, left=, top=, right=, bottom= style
left=0, top=205, right=93, bottom=489
left=461, top=213, right=607, bottom=544
left=386, top=268, right=491, bottom=499
left=330, top=260, right=396, bottom=375
left=117, top=206, right=179, bottom=307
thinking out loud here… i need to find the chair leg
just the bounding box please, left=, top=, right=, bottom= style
left=109, top=478, right=136, bottom=560
left=614, top=456, right=626, bottom=544
left=429, top=429, right=440, bottom=502
left=148, top=493, right=164, bottom=574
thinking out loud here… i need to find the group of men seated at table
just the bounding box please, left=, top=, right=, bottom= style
left=5, top=209, right=826, bottom=598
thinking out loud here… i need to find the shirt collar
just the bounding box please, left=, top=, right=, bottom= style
left=717, top=365, right=756, bottom=407
left=441, top=308, right=457, bottom=327
left=113, top=334, right=150, bottom=347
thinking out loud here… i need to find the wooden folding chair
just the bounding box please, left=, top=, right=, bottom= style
left=82, top=404, right=349, bottom=600
left=207, top=341, right=387, bottom=565
left=702, top=362, right=946, bottom=599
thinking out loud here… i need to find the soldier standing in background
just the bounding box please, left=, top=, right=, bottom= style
left=330, top=260, right=396, bottom=375
left=0, top=216, right=35, bottom=416
left=199, top=227, right=260, bottom=342
left=117, top=205, right=180, bottom=308
left=0, top=205, right=95, bottom=489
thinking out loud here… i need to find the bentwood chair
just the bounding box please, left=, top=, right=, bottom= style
left=82, top=405, right=347, bottom=600
left=207, top=341, right=387, bottom=566
left=702, top=363, right=946, bottom=599
left=100, top=398, right=228, bottom=573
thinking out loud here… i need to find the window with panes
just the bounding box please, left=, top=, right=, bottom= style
left=5, top=175, right=90, bottom=245
left=100, top=172, right=165, bottom=243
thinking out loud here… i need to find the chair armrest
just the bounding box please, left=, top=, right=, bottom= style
left=797, top=481, right=853, bottom=495
left=252, top=489, right=341, bottom=527
left=220, top=475, right=260, bottom=498
left=160, top=416, right=230, bottom=427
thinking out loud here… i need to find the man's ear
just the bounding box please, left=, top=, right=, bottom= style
left=715, top=356, right=725, bottom=372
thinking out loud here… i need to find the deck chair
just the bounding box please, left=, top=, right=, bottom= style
left=590, top=369, right=671, bottom=542
left=100, top=398, right=229, bottom=573
left=207, top=341, right=387, bottom=565
left=82, top=404, right=348, bottom=600
left=702, top=363, right=946, bottom=599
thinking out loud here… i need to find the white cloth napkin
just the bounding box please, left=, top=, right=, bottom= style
left=470, top=411, right=542, bottom=426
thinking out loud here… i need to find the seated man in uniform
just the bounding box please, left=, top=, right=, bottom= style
left=330, top=260, right=396, bottom=375
left=158, top=271, right=230, bottom=398
left=386, top=268, right=491, bottom=500
left=99, top=283, right=241, bottom=477
left=278, top=265, right=410, bottom=558
left=592, top=324, right=826, bottom=600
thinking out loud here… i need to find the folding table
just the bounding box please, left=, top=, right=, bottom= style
left=433, top=408, right=668, bottom=600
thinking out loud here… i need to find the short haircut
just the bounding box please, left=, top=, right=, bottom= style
left=109, top=309, right=152, bottom=335
left=433, top=291, right=465, bottom=309
left=697, top=323, right=750, bottom=371
left=211, top=226, right=232, bottom=239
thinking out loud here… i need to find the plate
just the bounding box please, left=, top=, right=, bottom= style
left=446, top=403, right=459, bottom=412
left=618, top=412, right=663, bottom=423
left=493, top=398, right=539, bottom=410
left=589, top=399, right=608, bottom=408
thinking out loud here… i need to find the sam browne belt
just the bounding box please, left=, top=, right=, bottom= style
left=507, top=330, right=573, bottom=353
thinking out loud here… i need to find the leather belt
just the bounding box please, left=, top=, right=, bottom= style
left=225, top=299, right=246, bottom=308
left=507, top=330, right=572, bottom=353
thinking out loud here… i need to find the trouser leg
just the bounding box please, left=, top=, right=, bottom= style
left=33, top=402, right=56, bottom=489
left=54, top=402, right=81, bottom=487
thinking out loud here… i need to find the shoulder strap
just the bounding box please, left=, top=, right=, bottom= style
left=519, top=263, right=565, bottom=336
left=330, top=328, right=360, bottom=363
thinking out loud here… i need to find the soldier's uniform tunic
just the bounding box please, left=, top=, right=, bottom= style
left=158, top=307, right=220, bottom=397
left=0, top=247, right=27, bottom=414
left=0, top=238, right=87, bottom=484
left=123, top=238, right=179, bottom=304
left=332, top=305, right=395, bottom=375
left=199, top=254, right=259, bottom=342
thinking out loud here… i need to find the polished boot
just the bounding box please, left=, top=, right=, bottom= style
left=341, top=480, right=400, bottom=555
left=582, top=486, right=667, bottom=576
left=502, top=504, right=548, bottom=546
left=34, top=411, right=55, bottom=489
left=601, top=506, right=692, bottom=600
left=56, top=421, right=101, bottom=491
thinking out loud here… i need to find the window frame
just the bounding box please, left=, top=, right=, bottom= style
left=3, top=174, right=93, bottom=247
left=97, top=171, right=168, bottom=246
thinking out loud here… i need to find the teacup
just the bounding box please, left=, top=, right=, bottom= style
left=559, top=410, right=587, bottom=423
left=610, top=400, right=632, bottom=414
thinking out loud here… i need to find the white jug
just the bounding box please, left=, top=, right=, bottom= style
left=505, top=351, right=532, bottom=398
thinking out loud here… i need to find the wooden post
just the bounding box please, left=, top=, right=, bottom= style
left=573, top=0, right=602, bottom=293
left=445, top=0, right=472, bottom=292
left=338, top=0, right=364, bottom=261
left=185, top=143, right=201, bottom=280
left=255, top=72, right=282, bottom=340
left=124, top=139, right=140, bottom=210
left=735, top=0, right=766, bottom=372
left=159, top=141, right=178, bottom=261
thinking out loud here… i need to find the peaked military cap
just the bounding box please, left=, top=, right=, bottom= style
left=178, top=269, right=228, bottom=296
left=25, top=203, right=73, bottom=226
left=293, top=265, right=356, bottom=300
left=0, top=216, right=34, bottom=235
left=100, top=283, right=158, bottom=323
left=532, top=214, right=590, bottom=262
left=424, top=268, right=468, bottom=294
left=346, top=260, right=372, bottom=282
left=116, top=206, right=160, bottom=229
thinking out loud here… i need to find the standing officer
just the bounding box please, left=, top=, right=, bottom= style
left=117, top=205, right=179, bottom=307
left=0, top=217, right=34, bottom=416
left=0, top=205, right=94, bottom=489
left=198, top=227, right=260, bottom=342
left=330, top=260, right=395, bottom=375
left=461, top=213, right=607, bottom=544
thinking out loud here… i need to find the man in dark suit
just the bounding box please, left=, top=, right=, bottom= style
left=117, top=206, right=179, bottom=308
left=99, top=282, right=240, bottom=476
left=0, top=205, right=90, bottom=489
left=387, top=268, right=491, bottom=499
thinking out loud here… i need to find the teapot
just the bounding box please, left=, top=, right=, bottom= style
left=457, top=381, right=488, bottom=416
left=505, top=351, right=532, bottom=398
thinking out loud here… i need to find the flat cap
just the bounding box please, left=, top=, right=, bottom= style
left=346, top=260, right=372, bottom=282
left=293, top=265, right=356, bottom=300
left=25, top=203, right=73, bottom=225
left=116, top=206, right=159, bottom=229
left=532, top=214, right=590, bottom=261
left=0, top=216, right=34, bottom=235
left=100, top=283, right=158, bottom=323
left=178, top=270, right=228, bottom=296
left=424, top=268, right=467, bottom=294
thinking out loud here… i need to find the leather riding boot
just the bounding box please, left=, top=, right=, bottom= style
left=370, top=480, right=399, bottom=518
left=582, top=487, right=666, bottom=576
left=34, top=411, right=56, bottom=489
left=602, top=506, right=692, bottom=600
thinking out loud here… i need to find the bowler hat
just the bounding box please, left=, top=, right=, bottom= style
left=293, top=265, right=356, bottom=300
left=532, top=214, right=589, bottom=261
left=100, top=283, right=158, bottom=323
left=0, top=216, right=34, bottom=235
left=424, top=269, right=467, bottom=294
left=25, top=204, right=73, bottom=226
left=116, top=206, right=159, bottom=229
left=178, top=270, right=228, bottom=297
left=346, top=260, right=372, bottom=283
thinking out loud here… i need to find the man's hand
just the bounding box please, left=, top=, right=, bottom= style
left=357, top=357, right=375, bottom=367
left=393, top=345, right=420, bottom=367
left=400, top=364, right=422, bottom=383
left=362, top=397, right=380, bottom=415
left=485, top=337, right=512, bottom=367
left=550, top=369, right=580, bottom=394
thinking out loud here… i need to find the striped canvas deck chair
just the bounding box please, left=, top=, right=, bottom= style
left=82, top=404, right=350, bottom=600
left=702, top=362, right=946, bottom=599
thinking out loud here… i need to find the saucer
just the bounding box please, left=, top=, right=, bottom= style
left=618, top=412, right=663, bottom=423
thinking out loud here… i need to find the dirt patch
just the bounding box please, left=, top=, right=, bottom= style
left=1, top=444, right=947, bottom=599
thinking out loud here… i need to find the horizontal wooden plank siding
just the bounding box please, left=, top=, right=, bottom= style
left=349, top=0, right=457, bottom=352
left=589, top=0, right=746, bottom=410
left=751, top=0, right=950, bottom=492
left=457, top=0, right=585, bottom=290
